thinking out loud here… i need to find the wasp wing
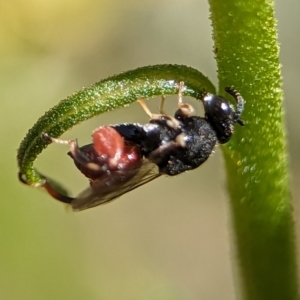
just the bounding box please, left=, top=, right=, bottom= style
left=71, top=159, right=161, bottom=211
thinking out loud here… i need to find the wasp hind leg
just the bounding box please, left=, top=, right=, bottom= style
left=41, top=133, right=93, bottom=171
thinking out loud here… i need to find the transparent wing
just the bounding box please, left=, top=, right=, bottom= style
left=71, top=159, right=161, bottom=211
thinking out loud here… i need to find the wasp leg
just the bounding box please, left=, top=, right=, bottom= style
left=178, top=81, right=184, bottom=104
left=137, top=98, right=180, bottom=129
left=176, top=81, right=195, bottom=118
left=159, top=95, right=166, bottom=115
left=147, top=141, right=180, bottom=165
left=41, top=133, right=71, bottom=145
left=41, top=133, right=91, bottom=167
left=137, top=98, right=163, bottom=120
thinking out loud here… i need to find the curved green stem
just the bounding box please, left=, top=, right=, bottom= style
left=208, top=0, right=299, bottom=299
left=17, top=64, right=215, bottom=187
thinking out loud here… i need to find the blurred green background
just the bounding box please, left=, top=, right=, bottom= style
left=1, top=1, right=299, bottom=299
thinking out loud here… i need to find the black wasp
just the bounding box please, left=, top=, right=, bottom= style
left=42, top=82, right=244, bottom=211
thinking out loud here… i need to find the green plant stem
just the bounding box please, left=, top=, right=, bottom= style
left=208, top=0, right=299, bottom=299
left=17, top=64, right=215, bottom=187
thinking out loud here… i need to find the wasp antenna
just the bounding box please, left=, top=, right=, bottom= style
left=224, top=87, right=245, bottom=125
left=237, top=119, right=245, bottom=126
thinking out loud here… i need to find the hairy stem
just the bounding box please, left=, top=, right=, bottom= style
left=208, top=0, right=299, bottom=299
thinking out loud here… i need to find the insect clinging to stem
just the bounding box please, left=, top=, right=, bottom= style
left=41, top=81, right=244, bottom=211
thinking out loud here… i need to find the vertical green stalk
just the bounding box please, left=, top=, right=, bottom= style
left=208, top=0, right=299, bottom=299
